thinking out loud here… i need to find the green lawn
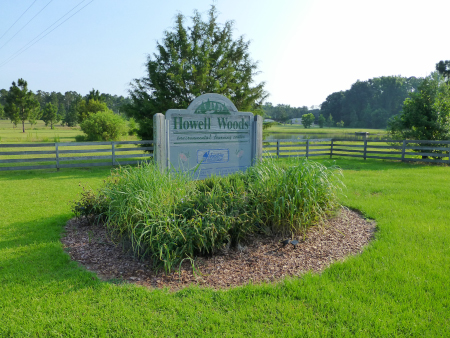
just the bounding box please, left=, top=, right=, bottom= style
left=265, top=124, right=388, bottom=139
left=0, top=120, right=139, bottom=143
left=0, top=158, right=449, bottom=337
left=0, top=120, right=82, bottom=143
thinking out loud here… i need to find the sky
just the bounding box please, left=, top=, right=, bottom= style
left=0, top=0, right=449, bottom=108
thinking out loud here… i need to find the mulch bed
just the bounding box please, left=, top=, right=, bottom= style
left=61, top=207, right=376, bottom=291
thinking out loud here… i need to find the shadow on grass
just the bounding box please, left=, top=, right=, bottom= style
left=0, top=214, right=73, bottom=249
left=0, top=166, right=115, bottom=182
left=0, top=240, right=101, bottom=292
left=314, top=157, right=447, bottom=171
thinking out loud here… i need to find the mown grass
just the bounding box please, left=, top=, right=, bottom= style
left=266, top=124, right=388, bottom=137
left=0, top=120, right=139, bottom=143
left=1, top=159, right=449, bottom=336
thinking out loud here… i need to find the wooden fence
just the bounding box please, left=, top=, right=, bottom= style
left=263, top=138, right=450, bottom=164
left=0, top=140, right=153, bottom=171
left=1, top=138, right=449, bottom=172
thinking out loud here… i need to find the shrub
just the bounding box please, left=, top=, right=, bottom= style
left=128, top=118, right=138, bottom=136
left=80, top=110, right=127, bottom=141
left=74, top=158, right=343, bottom=272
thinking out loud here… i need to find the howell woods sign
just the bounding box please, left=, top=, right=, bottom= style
left=153, top=93, right=263, bottom=179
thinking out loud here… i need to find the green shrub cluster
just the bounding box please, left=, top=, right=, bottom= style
left=79, top=110, right=128, bottom=141
left=74, top=158, right=343, bottom=272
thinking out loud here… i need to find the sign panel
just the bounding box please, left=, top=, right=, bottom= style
left=164, top=94, right=254, bottom=179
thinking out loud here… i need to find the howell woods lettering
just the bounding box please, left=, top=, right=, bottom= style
left=172, top=117, right=249, bottom=130
left=217, top=117, right=249, bottom=130
left=173, top=117, right=211, bottom=130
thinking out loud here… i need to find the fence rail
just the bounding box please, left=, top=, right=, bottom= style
left=1, top=138, right=449, bottom=172
left=0, top=141, right=153, bottom=171
left=263, top=138, right=450, bottom=164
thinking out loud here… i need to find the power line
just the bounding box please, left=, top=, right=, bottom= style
left=0, top=0, right=38, bottom=40
left=0, top=0, right=54, bottom=51
left=0, top=0, right=94, bottom=69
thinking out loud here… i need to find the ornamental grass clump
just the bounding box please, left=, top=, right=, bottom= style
left=74, top=158, right=343, bottom=272
left=247, top=157, right=344, bottom=235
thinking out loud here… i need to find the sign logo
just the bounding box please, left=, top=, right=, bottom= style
left=197, top=149, right=229, bottom=164
left=194, top=99, right=231, bottom=115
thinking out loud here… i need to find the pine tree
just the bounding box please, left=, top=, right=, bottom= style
left=124, top=5, right=268, bottom=140
left=4, top=79, right=40, bottom=133
left=42, top=102, right=60, bottom=129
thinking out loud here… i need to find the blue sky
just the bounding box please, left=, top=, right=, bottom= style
left=0, top=0, right=449, bottom=107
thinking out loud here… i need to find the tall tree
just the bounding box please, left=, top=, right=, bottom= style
left=436, top=60, right=450, bottom=83
left=124, top=5, right=268, bottom=140
left=4, top=79, right=40, bottom=133
left=42, top=102, right=60, bottom=129
left=87, top=89, right=102, bottom=103
left=76, top=99, right=109, bottom=123
left=388, top=74, right=450, bottom=156
left=301, top=113, right=315, bottom=128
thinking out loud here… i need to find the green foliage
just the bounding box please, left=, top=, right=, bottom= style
left=41, top=102, right=60, bottom=129
left=0, top=103, right=4, bottom=119
left=77, top=99, right=109, bottom=123
left=125, top=5, right=268, bottom=141
left=4, top=78, right=40, bottom=132
left=387, top=75, right=450, bottom=144
left=301, top=113, right=315, bottom=128
left=326, top=113, right=334, bottom=127
left=127, top=117, right=138, bottom=136
left=72, top=185, right=108, bottom=224
left=336, top=120, right=345, bottom=128
left=80, top=110, right=128, bottom=141
left=436, top=60, right=450, bottom=83
left=318, top=114, right=326, bottom=128
left=78, top=158, right=342, bottom=272
left=320, top=76, right=423, bottom=128
left=263, top=103, right=309, bottom=122
left=63, top=105, right=78, bottom=127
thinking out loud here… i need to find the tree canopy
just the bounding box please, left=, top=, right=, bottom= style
left=124, top=5, right=268, bottom=140
left=436, top=60, right=450, bottom=83
left=41, top=102, right=60, bottom=129
left=387, top=74, right=450, bottom=143
left=320, top=76, right=423, bottom=128
left=80, top=110, right=128, bottom=141
left=301, top=113, right=315, bottom=128
left=4, top=79, right=40, bottom=132
left=76, top=99, right=109, bottom=123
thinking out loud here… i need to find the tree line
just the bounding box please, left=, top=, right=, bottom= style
left=0, top=84, right=131, bottom=131
left=320, top=76, right=424, bottom=129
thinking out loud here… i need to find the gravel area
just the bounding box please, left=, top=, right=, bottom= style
left=61, top=207, right=376, bottom=291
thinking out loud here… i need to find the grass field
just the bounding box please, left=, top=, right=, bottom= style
left=0, top=119, right=388, bottom=143
left=265, top=124, right=388, bottom=140
left=1, top=157, right=449, bottom=337
left=0, top=120, right=139, bottom=143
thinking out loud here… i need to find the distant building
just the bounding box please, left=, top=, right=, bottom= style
left=289, top=118, right=302, bottom=124
left=264, top=119, right=275, bottom=123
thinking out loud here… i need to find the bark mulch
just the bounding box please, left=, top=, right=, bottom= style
left=61, top=207, right=376, bottom=291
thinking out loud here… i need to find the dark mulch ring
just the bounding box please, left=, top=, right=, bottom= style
left=61, top=207, right=376, bottom=291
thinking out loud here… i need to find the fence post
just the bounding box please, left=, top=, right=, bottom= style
left=153, top=113, right=167, bottom=172
left=55, top=143, right=60, bottom=171
left=447, top=144, right=450, bottom=164
left=306, top=139, right=309, bottom=159
left=401, top=140, right=406, bottom=162
left=330, top=139, right=334, bottom=159
left=363, top=138, right=368, bottom=161
left=276, top=140, right=280, bottom=158
left=112, top=142, right=116, bottom=166
left=254, top=115, right=263, bottom=162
